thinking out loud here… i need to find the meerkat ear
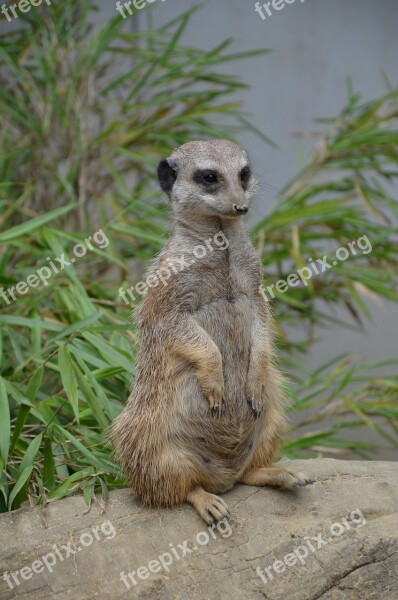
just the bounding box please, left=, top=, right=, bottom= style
left=157, top=158, right=177, bottom=195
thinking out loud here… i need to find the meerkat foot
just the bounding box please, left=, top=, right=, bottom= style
left=239, top=467, right=316, bottom=489
left=187, top=487, right=230, bottom=524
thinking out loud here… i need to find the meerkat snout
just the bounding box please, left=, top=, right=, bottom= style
left=157, top=139, right=257, bottom=219
left=233, top=204, right=249, bottom=215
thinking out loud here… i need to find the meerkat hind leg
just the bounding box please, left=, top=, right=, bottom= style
left=239, top=467, right=315, bottom=489
left=187, top=486, right=230, bottom=525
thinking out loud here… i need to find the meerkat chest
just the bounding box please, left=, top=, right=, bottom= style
left=163, top=226, right=261, bottom=315
left=223, top=222, right=262, bottom=292
left=185, top=241, right=260, bottom=312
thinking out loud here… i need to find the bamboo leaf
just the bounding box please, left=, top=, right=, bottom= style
left=58, top=346, right=79, bottom=423
left=0, top=378, right=10, bottom=471
left=8, top=467, right=33, bottom=510
left=0, top=204, right=77, bottom=243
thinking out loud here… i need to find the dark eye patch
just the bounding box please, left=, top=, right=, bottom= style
left=240, top=166, right=251, bottom=189
left=193, top=169, right=220, bottom=186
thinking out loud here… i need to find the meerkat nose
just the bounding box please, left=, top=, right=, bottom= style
left=233, top=204, right=249, bottom=215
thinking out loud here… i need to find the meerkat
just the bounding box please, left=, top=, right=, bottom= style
left=112, top=139, right=314, bottom=524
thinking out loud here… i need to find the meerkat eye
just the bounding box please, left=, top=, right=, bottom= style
left=197, top=170, right=218, bottom=185
left=240, top=166, right=251, bottom=186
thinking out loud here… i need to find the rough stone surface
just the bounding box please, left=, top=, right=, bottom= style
left=1, top=458, right=397, bottom=599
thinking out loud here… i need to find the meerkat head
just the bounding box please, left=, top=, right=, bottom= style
left=157, top=139, right=257, bottom=220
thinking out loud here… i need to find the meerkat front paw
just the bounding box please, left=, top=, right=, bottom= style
left=209, top=383, right=225, bottom=418
left=198, top=370, right=225, bottom=417
left=245, top=382, right=266, bottom=419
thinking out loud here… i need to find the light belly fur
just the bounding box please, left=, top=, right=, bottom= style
left=171, top=295, right=260, bottom=489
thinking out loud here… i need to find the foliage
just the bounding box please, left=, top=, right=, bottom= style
left=0, top=2, right=397, bottom=512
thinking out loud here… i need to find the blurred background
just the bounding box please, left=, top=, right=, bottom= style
left=0, top=0, right=397, bottom=512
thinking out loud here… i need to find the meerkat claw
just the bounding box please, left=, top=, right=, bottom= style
left=211, top=398, right=225, bottom=418
left=189, top=490, right=231, bottom=524
left=206, top=509, right=215, bottom=524
left=297, top=477, right=316, bottom=486
left=247, top=397, right=260, bottom=419
left=294, top=473, right=317, bottom=487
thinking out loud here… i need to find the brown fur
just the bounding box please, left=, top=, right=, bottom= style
left=112, top=139, right=313, bottom=523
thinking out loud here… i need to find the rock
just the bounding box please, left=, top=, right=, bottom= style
left=0, top=458, right=397, bottom=599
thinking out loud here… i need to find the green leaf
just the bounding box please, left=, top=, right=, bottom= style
left=48, top=467, right=95, bottom=501
left=57, top=426, right=117, bottom=474
left=43, top=438, right=56, bottom=490
left=58, top=346, right=79, bottom=423
left=10, top=404, right=32, bottom=454
left=0, top=204, right=77, bottom=243
left=0, top=378, right=10, bottom=471
left=73, top=364, right=108, bottom=428
left=0, top=316, right=62, bottom=331
left=18, top=434, right=43, bottom=477
left=8, top=466, right=33, bottom=510
left=26, top=367, right=44, bottom=403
